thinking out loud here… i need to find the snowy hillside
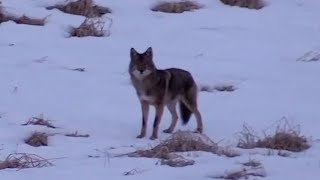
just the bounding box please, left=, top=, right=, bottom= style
left=1, top=0, right=320, bottom=179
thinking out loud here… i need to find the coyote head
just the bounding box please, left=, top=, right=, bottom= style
left=129, top=47, right=156, bottom=80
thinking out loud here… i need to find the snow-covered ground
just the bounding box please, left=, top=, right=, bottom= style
left=1, top=0, right=320, bottom=179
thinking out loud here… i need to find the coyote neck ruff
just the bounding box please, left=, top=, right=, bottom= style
left=129, top=47, right=203, bottom=140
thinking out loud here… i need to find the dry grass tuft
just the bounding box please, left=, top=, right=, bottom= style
left=211, top=167, right=266, bottom=179
left=0, top=2, right=46, bottom=26
left=126, top=131, right=239, bottom=167
left=0, top=153, right=53, bottom=170
left=151, top=0, right=203, bottom=13
left=46, top=0, right=111, bottom=18
left=25, top=132, right=49, bottom=147
left=256, top=131, right=309, bottom=152
left=220, top=0, right=265, bottom=10
left=210, top=158, right=266, bottom=179
left=69, top=18, right=111, bottom=37
left=128, top=130, right=218, bottom=159
left=12, top=15, right=47, bottom=26
left=237, top=119, right=310, bottom=152
left=22, top=116, right=56, bottom=129
left=0, top=10, right=46, bottom=26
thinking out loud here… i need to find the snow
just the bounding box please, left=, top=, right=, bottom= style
left=1, top=0, right=320, bottom=179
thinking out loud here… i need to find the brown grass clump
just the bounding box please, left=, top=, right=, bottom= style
left=126, top=130, right=240, bottom=167
left=0, top=2, right=46, bottom=25
left=237, top=119, right=310, bottom=152
left=12, top=15, right=47, bottom=26
left=0, top=153, right=53, bottom=170
left=210, top=158, right=265, bottom=179
left=151, top=0, right=203, bottom=13
left=127, top=131, right=217, bottom=167
left=129, top=130, right=218, bottom=159
left=0, top=10, right=46, bottom=26
left=22, top=116, right=56, bottom=129
left=46, top=0, right=111, bottom=18
left=69, top=18, right=110, bottom=37
left=25, top=132, right=49, bottom=147
left=211, top=167, right=266, bottom=179
left=220, top=0, right=265, bottom=10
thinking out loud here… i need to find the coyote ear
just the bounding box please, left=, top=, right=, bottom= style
left=130, top=48, right=138, bottom=59
left=144, top=47, right=153, bottom=59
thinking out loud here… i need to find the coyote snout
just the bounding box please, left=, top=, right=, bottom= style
left=128, top=47, right=203, bottom=140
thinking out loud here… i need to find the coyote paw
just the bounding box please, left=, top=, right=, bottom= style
left=194, top=128, right=203, bottom=134
left=136, top=134, right=145, bottom=138
left=163, top=129, right=173, bottom=134
left=149, top=135, right=158, bottom=140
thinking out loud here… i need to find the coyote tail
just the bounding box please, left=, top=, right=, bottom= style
left=179, top=100, right=192, bottom=125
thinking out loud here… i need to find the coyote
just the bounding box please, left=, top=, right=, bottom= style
left=128, top=47, right=203, bottom=140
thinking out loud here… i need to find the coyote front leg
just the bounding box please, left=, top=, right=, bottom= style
left=137, top=101, right=149, bottom=138
left=150, top=104, right=165, bottom=140
left=163, top=101, right=178, bottom=134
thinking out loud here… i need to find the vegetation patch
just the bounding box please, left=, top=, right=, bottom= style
left=25, top=132, right=49, bottom=147
left=12, top=15, right=47, bottom=26
left=0, top=153, right=53, bottom=170
left=220, top=0, right=265, bottom=10
left=69, top=18, right=111, bottom=37
left=0, top=12, right=46, bottom=26
left=1, top=2, right=47, bottom=26
left=210, top=166, right=266, bottom=179
left=22, top=115, right=56, bottom=129
left=151, top=0, right=203, bottom=13
left=125, top=130, right=239, bottom=167
left=237, top=119, right=310, bottom=152
left=46, top=0, right=111, bottom=18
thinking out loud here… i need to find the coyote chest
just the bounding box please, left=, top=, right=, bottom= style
left=139, top=92, right=155, bottom=102
left=135, top=85, right=158, bottom=103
